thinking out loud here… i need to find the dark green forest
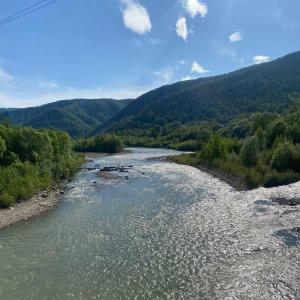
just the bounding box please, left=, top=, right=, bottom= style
left=157, top=99, right=300, bottom=189
left=74, top=134, right=124, bottom=154
left=100, top=51, right=300, bottom=134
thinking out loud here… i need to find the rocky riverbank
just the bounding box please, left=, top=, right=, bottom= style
left=0, top=185, right=65, bottom=230
left=153, top=155, right=247, bottom=191
left=0, top=151, right=130, bottom=230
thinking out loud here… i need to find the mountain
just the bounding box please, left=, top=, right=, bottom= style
left=0, top=99, right=132, bottom=137
left=97, top=50, right=300, bottom=134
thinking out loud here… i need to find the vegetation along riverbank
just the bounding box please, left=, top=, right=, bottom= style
left=119, top=98, right=300, bottom=190
left=0, top=124, right=124, bottom=227
left=0, top=125, right=84, bottom=209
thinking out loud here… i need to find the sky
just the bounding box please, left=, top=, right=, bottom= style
left=0, top=0, right=299, bottom=108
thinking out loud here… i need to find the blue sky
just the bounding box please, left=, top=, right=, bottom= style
left=0, top=0, right=299, bottom=107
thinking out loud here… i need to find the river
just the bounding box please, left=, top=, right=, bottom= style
left=0, top=148, right=299, bottom=299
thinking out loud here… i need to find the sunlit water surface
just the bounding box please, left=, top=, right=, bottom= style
left=0, top=148, right=299, bottom=299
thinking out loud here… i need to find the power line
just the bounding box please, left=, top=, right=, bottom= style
left=0, top=0, right=60, bottom=27
left=0, top=0, right=51, bottom=24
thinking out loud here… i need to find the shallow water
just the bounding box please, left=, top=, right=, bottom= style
left=0, top=148, right=299, bottom=299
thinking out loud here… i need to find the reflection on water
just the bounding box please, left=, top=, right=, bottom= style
left=0, top=148, right=299, bottom=299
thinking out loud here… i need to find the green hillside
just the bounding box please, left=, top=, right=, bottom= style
left=0, top=99, right=132, bottom=137
left=99, top=51, right=300, bottom=134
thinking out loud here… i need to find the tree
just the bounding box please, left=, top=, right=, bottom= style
left=240, top=137, right=259, bottom=167
left=266, top=120, right=287, bottom=148
left=271, top=141, right=300, bottom=172
left=0, top=137, right=6, bottom=159
left=202, top=135, right=226, bottom=162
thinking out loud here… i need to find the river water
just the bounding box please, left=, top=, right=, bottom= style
left=0, top=148, right=299, bottom=300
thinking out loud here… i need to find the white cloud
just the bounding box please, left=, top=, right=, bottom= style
left=38, top=80, right=60, bottom=89
left=182, top=0, right=208, bottom=18
left=181, top=76, right=195, bottom=81
left=0, top=68, right=14, bottom=83
left=133, top=37, right=163, bottom=46
left=229, top=30, right=243, bottom=42
left=121, top=0, right=152, bottom=35
left=216, top=44, right=245, bottom=66
left=0, top=85, right=150, bottom=108
left=253, top=55, right=271, bottom=64
left=176, top=17, right=188, bottom=41
left=154, top=67, right=174, bottom=85
left=191, top=61, right=209, bottom=74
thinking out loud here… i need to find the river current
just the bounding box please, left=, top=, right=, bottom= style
left=0, top=148, right=299, bottom=299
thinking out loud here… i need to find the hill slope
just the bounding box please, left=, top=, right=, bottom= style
left=98, top=50, right=300, bottom=134
left=0, top=99, right=132, bottom=137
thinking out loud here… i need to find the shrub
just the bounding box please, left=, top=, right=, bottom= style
left=202, top=135, right=226, bottom=162
left=170, top=140, right=201, bottom=151
left=240, top=137, right=259, bottom=167
left=245, top=169, right=263, bottom=189
left=271, top=141, right=300, bottom=172
left=0, top=193, right=14, bottom=208
left=0, top=127, right=82, bottom=207
left=263, top=171, right=300, bottom=188
left=0, top=137, right=6, bottom=158
left=265, top=120, right=287, bottom=148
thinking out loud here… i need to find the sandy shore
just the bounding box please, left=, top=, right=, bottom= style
left=0, top=185, right=64, bottom=230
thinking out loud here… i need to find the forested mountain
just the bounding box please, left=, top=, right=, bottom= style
left=98, top=50, right=300, bottom=134
left=0, top=99, right=132, bottom=137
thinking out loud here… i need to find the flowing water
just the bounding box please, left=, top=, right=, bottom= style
left=0, top=148, right=299, bottom=300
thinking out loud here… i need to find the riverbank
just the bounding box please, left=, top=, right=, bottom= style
left=84, top=150, right=130, bottom=159
left=163, top=156, right=247, bottom=191
left=149, top=155, right=247, bottom=191
left=0, top=185, right=64, bottom=230
left=0, top=151, right=129, bottom=230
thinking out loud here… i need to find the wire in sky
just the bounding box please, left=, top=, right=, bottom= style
left=0, top=0, right=60, bottom=27
left=0, top=0, right=51, bottom=23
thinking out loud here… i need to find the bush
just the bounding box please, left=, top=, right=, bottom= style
left=0, top=126, right=82, bottom=207
left=245, top=169, right=263, bottom=189
left=0, top=137, right=6, bottom=158
left=202, top=135, right=226, bottom=162
left=240, top=137, right=259, bottom=167
left=271, top=141, right=300, bottom=172
left=170, top=140, right=201, bottom=151
left=263, top=171, right=300, bottom=188
left=0, top=193, right=14, bottom=208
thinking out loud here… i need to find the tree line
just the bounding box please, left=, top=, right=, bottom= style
left=116, top=99, right=300, bottom=189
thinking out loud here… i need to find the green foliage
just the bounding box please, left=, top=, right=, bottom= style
left=0, top=125, right=83, bottom=207
left=240, top=137, right=259, bottom=167
left=75, top=134, right=124, bottom=154
left=271, top=141, right=300, bottom=172
left=0, top=137, right=6, bottom=158
left=100, top=51, right=300, bottom=134
left=265, top=120, right=287, bottom=148
left=263, top=170, right=300, bottom=188
left=202, top=135, right=226, bottom=162
left=0, top=193, right=14, bottom=208
left=0, top=99, right=132, bottom=138
left=164, top=99, right=300, bottom=189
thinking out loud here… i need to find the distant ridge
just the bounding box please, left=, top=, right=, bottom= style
left=0, top=98, right=132, bottom=137
left=96, top=50, right=300, bottom=134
